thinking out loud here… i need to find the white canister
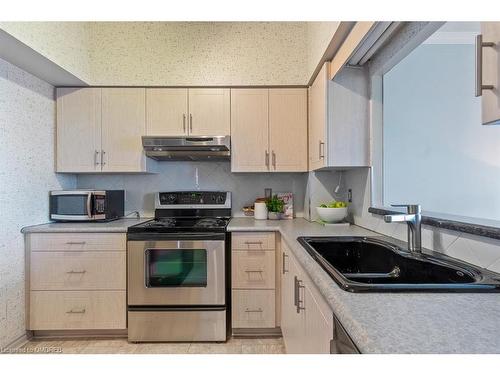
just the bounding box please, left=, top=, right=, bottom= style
left=254, top=202, right=268, bottom=220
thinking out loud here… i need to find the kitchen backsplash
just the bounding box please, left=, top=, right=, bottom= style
left=76, top=162, right=308, bottom=217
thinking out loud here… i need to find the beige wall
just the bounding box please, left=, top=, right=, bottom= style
left=87, top=22, right=308, bottom=86
left=0, top=22, right=92, bottom=83
left=0, top=21, right=339, bottom=86
left=0, top=58, right=76, bottom=347
left=307, top=22, right=340, bottom=79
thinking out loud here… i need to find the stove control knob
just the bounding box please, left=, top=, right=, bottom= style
left=216, top=194, right=225, bottom=204
left=166, top=194, right=177, bottom=204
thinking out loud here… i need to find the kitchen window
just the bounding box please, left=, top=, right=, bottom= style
left=380, top=22, right=500, bottom=222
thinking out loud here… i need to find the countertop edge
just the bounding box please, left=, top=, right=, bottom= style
left=21, top=218, right=152, bottom=233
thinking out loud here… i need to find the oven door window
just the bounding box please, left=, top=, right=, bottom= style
left=145, top=249, right=208, bottom=287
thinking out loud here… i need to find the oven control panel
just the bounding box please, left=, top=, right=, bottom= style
left=157, top=191, right=229, bottom=206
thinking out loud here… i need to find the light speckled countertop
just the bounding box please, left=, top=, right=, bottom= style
left=21, top=218, right=152, bottom=233
left=228, top=217, right=500, bottom=354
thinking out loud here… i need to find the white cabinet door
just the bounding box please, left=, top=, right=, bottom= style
left=146, top=88, right=188, bottom=136
left=269, top=88, right=308, bottom=172
left=188, top=89, right=230, bottom=136
left=328, top=66, right=369, bottom=167
left=280, top=243, right=305, bottom=354
left=230, top=89, right=269, bottom=172
left=481, top=22, right=500, bottom=125
left=101, top=88, right=146, bottom=172
left=56, top=88, right=101, bottom=172
left=303, top=283, right=333, bottom=353
left=308, top=63, right=328, bottom=171
left=281, top=241, right=334, bottom=354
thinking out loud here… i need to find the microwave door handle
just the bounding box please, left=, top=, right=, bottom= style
left=86, top=193, right=93, bottom=219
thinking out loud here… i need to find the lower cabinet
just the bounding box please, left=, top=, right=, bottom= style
left=232, top=290, right=276, bottom=328
left=280, top=239, right=333, bottom=353
left=26, top=232, right=127, bottom=331
left=231, top=232, right=280, bottom=334
left=29, top=291, right=126, bottom=330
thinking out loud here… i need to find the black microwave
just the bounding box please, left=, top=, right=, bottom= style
left=49, top=190, right=125, bottom=222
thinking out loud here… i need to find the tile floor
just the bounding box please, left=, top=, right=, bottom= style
left=18, top=337, right=285, bottom=354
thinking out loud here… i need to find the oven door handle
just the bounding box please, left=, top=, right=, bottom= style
left=127, top=232, right=226, bottom=241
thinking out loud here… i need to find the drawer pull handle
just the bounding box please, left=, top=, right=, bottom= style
left=245, top=270, right=263, bottom=273
left=245, top=308, right=263, bottom=313
left=66, top=270, right=86, bottom=274
left=66, top=308, right=86, bottom=314
left=244, top=241, right=263, bottom=245
left=66, top=241, right=86, bottom=245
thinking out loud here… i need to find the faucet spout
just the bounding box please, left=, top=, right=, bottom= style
left=383, top=204, right=422, bottom=253
left=384, top=214, right=416, bottom=223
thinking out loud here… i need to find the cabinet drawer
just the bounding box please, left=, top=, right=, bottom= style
left=29, top=291, right=126, bottom=330
left=29, top=233, right=126, bottom=252
left=232, top=290, right=276, bottom=328
left=30, top=251, right=126, bottom=291
left=232, top=250, right=275, bottom=289
left=232, top=232, right=275, bottom=250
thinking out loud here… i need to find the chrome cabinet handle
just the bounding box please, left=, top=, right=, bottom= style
left=66, top=308, right=86, bottom=314
left=101, top=150, right=106, bottom=166
left=66, top=270, right=86, bottom=274
left=245, top=308, right=263, bottom=313
left=294, top=276, right=305, bottom=313
left=265, top=150, right=269, bottom=168
left=319, top=140, right=325, bottom=159
left=183, top=114, right=187, bottom=133
left=272, top=151, right=276, bottom=169
left=189, top=114, right=193, bottom=133
left=65, top=241, right=86, bottom=245
left=475, top=34, right=495, bottom=97
left=244, top=241, right=263, bottom=245
left=282, top=252, right=289, bottom=274
left=94, top=150, right=100, bottom=166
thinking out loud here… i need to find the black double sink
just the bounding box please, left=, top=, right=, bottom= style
left=298, top=236, right=500, bottom=292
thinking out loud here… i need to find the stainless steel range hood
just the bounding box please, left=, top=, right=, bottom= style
left=142, top=136, right=231, bottom=161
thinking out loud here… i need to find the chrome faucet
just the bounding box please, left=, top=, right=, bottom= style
left=384, top=204, right=422, bottom=253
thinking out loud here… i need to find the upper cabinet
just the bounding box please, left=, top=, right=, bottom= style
left=308, top=62, right=369, bottom=171
left=308, top=64, right=328, bottom=171
left=231, top=89, right=269, bottom=172
left=101, top=88, right=146, bottom=172
left=188, top=89, right=230, bottom=136
left=56, top=87, right=148, bottom=173
left=269, top=89, right=308, bottom=172
left=145, top=88, right=230, bottom=136
left=231, top=88, right=308, bottom=173
left=479, top=23, right=500, bottom=125
left=56, top=88, right=102, bottom=173
left=146, top=88, right=188, bottom=136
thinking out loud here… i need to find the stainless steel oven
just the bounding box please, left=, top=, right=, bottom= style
left=127, top=191, right=231, bottom=342
left=128, top=234, right=226, bottom=306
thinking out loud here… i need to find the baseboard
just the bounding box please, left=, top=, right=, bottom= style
left=2, top=332, right=30, bottom=351
left=232, top=327, right=282, bottom=337
left=32, top=329, right=128, bottom=339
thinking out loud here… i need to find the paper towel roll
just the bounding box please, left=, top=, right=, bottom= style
left=254, top=202, right=268, bottom=220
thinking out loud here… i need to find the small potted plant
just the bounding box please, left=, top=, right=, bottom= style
left=266, top=195, right=285, bottom=220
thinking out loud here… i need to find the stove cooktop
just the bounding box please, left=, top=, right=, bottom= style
left=128, top=216, right=231, bottom=233
left=128, top=191, right=232, bottom=234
